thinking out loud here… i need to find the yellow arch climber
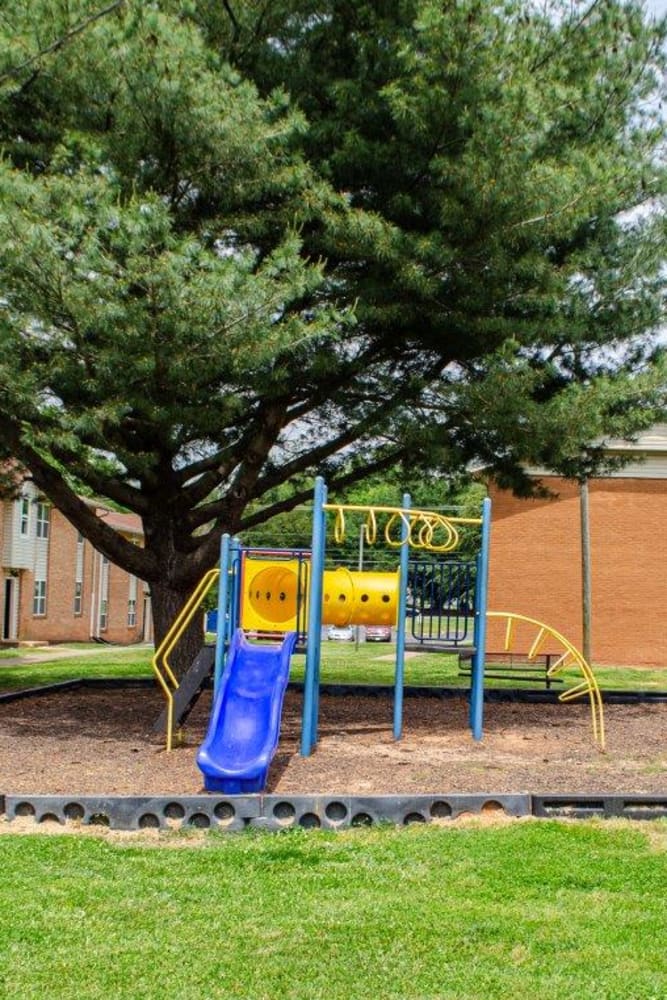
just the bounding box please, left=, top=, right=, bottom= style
left=487, top=611, right=605, bottom=750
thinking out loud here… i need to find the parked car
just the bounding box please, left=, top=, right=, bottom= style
left=327, top=624, right=355, bottom=641
left=365, top=625, right=392, bottom=642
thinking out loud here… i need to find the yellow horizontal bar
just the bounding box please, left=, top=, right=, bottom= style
left=504, top=616, right=515, bottom=652
left=323, top=502, right=482, bottom=525
left=528, top=627, right=547, bottom=661
left=547, top=651, right=572, bottom=675
left=559, top=681, right=591, bottom=702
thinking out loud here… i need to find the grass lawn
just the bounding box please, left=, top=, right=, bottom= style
left=1, top=821, right=666, bottom=999
left=292, top=645, right=667, bottom=690
left=0, top=646, right=155, bottom=690
left=0, top=639, right=665, bottom=693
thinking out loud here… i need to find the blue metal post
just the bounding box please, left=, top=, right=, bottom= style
left=229, top=537, right=241, bottom=636
left=214, top=533, right=231, bottom=693
left=301, top=477, right=327, bottom=756
left=393, top=493, right=411, bottom=739
left=470, top=496, right=492, bottom=740
left=310, top=482, right=328, bottom=753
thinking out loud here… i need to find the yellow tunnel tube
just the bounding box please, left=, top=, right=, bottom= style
left=241, top=559, right=399, bottom=632
left=321, top=567, right=398, bottom=627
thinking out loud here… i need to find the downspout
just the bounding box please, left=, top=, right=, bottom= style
left=89, top=548, right=99, bottom=639
left=579, top=477, right=592, bottom=664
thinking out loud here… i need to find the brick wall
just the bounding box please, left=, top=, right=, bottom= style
left=487, top=477, right=667, bottom=667
left=19, top=507, right=90, bottom=643
left=11, top=507, right=149, bottom=645
left=103, top=558, right=143, bottom=642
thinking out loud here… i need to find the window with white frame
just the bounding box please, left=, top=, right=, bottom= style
left=35, top=503, right=50, bottom=539
left=74, top=533, right=85, bottom=616
left=98, top=555, right=109, bottom=632
left=33, top=579, right=46, bottom=616
left=127, top=573, right=138, bottom=627
left=19, top=498, right=30, bottom=537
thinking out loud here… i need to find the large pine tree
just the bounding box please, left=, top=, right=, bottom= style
left=0, top=1, right=664, bottom=666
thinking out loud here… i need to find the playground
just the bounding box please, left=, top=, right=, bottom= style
left=2, top=681, right=666, bottom=800
left=2, top=479, right=666, bottom=822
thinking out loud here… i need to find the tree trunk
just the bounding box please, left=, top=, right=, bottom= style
left=150, top=579, right=206, bottom=680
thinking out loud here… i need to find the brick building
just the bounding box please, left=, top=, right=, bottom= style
left=1, top=480, right=152, bottom=646
left=486, top=425, right=667, bottom=667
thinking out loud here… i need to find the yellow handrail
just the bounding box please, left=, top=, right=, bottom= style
left=487, top=611, right=605, bottom=750
left=151, top=568, right=220, bottom=751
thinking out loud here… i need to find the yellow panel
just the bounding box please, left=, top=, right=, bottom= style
left=241, top=557, right=306, bottom=632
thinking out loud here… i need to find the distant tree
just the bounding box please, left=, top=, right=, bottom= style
left=0, top=1, right=664, bottom=669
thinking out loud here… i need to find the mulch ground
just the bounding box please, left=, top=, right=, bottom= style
left=1, top=685, right=666, bottom=797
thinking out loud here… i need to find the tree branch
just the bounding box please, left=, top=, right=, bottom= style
left=41, top=442, right=149, bottom=514
left=237, top=448, right=408, bottom=532
left=0, top=0, right=126, bottom=85
left=530, top=0, right=604, bottom=74
left=222, top=1, right=240, bottom=44
left=184, top=393, right=406, bottom=534
left=176, top=398, right=289, bottom=513
left=4, top=424, right=157, bottom=580
left=221, top=403, right=289, bottom=507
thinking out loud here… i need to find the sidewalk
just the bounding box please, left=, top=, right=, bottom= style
left=0, top=643, right=153, bottom=667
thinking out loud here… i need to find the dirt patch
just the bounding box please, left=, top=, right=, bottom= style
left=1, top=686, right=666, bottom=797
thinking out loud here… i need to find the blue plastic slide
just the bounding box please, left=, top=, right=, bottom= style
left=196, top=629, right=298, bottom=794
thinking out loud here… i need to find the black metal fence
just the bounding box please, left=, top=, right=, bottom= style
left=407, top=557, right=476, bottom=645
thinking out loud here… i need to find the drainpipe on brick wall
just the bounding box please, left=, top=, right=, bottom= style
left=142, top=590, right=153, bottom=643
left=89, top=549, right=99, bottom=639
left=97, top=553, right=107, bottom=637
left=579, top=478, right=592, bottom=664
